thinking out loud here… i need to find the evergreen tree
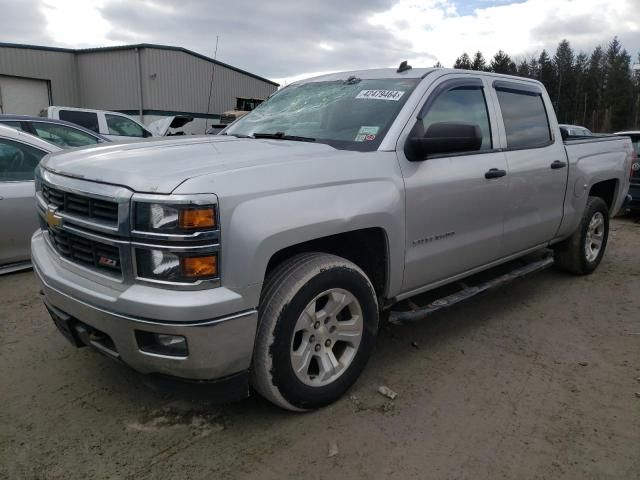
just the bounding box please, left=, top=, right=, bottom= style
left=471, top=51, right=487, bottom=71
left=573, top=52, right=589, bottom=125
left=603, top=37, right=633, bottom=131
left=538, top=50, right=557, bottom=105
left=433, top=61, right=444, bottom=68
left=516, top=59, right=532, bottom=78
left=490, top=50, right=517, bottom=74
left=553, top=39, right=576, bottom=122
left=454, top=53, right=472, bottom=70
left=585, top=45, right=606, bottom=130
left=528, top=57, right=539, bottom=79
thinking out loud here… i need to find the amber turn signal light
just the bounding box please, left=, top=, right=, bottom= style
left=179, top=207, right=216, bottom=229
left=180, top=255, right=218, bottom=278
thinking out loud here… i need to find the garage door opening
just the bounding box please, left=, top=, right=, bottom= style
left=0, top=75, right=51, bottom=116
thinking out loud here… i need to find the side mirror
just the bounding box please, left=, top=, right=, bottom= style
left=406, top=122, right=482, bottom=160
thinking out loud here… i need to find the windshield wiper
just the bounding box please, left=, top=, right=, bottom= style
left=220, top=132, right=254, bottom=138
left=253, top=132, right=316, bottom=142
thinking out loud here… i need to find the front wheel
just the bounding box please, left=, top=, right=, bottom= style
left=554, top=196, right=610, bottom=275
left=251, top=253, right=378, bottom=411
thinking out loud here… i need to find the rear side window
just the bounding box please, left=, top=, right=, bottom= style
left=59, top=110, right=100, bottom=133
left=421, top=87, right=492, bottom=151
left=105, top=114, right=148, bottom=137
left=32, top=122, right=101, bottom=148
left=496, top=88, right=551, bottom=148
left=0, top=138, right=47, bottom=181
left=0, top=121, right=26, bottom=131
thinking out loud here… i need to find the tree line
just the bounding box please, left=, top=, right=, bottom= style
left=449, top=38, right=640, bottom=133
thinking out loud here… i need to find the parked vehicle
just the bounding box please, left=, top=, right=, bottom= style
left=41, top=106, right=193, bottom=142
left=0, top=115, right=109, bottom=148
left=614, top=131, right=640, bottom=211
left=32, top=67, right=633, bottom=410
left=559, top=124, right=593, bottom=138
left=0, top=124, right=61, bottom=274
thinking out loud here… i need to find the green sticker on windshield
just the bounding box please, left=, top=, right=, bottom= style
left=355, top=126, right=379, bottom=142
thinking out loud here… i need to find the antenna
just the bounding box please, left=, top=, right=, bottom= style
left=205, top=35, right=219, bottom=133
left=397, top=60, right=412, bottom=73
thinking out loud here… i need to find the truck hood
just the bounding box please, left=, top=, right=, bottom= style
left=41, top=135, right=345, bottom=193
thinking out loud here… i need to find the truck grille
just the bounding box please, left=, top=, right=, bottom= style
left=48, top=227, right=122, bottom=275
left=42, top=184, right=119, bottom=225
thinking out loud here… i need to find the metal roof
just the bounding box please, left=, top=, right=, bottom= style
left=0, top=42, right=278, bottom=87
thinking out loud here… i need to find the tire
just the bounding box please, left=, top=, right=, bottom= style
left=251, top=253, right=379, bottom=411
left=554, top=196, right=609, bottom=275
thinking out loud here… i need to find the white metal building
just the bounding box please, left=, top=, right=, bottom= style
left=0, top=42, right=279, bottom=133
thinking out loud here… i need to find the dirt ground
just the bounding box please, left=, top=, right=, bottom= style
left=1, top=218, right=639, bottom=480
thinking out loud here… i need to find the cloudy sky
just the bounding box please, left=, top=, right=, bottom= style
left=1, top=0, right=638, bottom=84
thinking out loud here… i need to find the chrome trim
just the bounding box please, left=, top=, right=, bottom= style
left=139, top=349, right=188, bottom=360
left=130, top=229, right=220, bottom=242
left=131, top=241, right=220, bottom=251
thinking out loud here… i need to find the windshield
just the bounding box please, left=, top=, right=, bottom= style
left=225, top=78, right=420, bottom=151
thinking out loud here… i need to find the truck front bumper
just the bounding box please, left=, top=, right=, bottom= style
left=32, top=230, right=258, bottom=394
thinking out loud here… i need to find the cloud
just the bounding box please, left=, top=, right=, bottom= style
left=0, top=0, right=52, bottom=44
left=369, top=0, right=639, bottom=66
left=2, top=0, right=639, bottom=84
left=97, top=0, right=414, bottom=81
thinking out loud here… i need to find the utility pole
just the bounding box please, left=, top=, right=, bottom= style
left=205, top=36, right=219, bottom=133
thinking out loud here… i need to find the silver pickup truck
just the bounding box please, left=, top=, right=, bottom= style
left=32, top=67, right=633, bottom=411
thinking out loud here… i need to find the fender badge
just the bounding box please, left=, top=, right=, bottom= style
left=46, top=207, right=63, bottom=229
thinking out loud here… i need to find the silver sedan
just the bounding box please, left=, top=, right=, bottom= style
left=0, top=124, right=61, bottom=274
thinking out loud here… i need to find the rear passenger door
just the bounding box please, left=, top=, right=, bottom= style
left=488, top=80, right=568, bottom=255
left=398, top=75, right=509, bottom=293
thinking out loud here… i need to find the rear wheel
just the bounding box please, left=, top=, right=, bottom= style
left=554, top=196, right=609, bottom=275
left=251, top=253, right=378, bottom=411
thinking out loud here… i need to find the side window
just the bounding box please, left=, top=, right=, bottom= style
left=0, top=139, right=47, bottom=181
left=59, top=110, right=100, bottom=133
left=0, top=121, right=26, bottom=132
left=495, top=88, right=551, bottom=148
left=32, top=123, right=101, bottom=148
left=105, top=114, right=147, bottom=138
left=421, top=87, right=492, bottom=150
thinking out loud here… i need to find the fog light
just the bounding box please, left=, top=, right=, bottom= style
left=135, top=331, right=188, bottom=357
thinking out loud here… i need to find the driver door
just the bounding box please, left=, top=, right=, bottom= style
left=397, top=75, right=509, bottom=294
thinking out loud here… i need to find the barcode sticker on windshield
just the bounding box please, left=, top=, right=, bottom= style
left=356, top=90, right=405, bottom=101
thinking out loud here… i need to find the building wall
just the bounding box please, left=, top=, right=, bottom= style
left=139, top=48, right=277, bottom=115
left=0, top=45, right=79, bottom=106
left=76, top=49, right=141, bottom=111
left=0, top=43, right=278, bottom=122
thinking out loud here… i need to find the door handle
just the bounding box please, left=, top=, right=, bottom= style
left=550, top=160, right=567, bottom=169
left=485, top=168, right=507, bottom=179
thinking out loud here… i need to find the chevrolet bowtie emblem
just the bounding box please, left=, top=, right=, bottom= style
left=46, top=207, right=63, bottom=229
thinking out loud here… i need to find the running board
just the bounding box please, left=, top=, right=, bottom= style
left=389, top=254, right=554, bottom=325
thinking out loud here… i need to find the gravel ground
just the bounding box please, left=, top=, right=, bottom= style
left=1, top=218, right=639, bottom=480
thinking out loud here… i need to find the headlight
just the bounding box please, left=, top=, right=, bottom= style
left=136, top=249, right=218, bottom=283
left=134, top=202, right=217, bottom=234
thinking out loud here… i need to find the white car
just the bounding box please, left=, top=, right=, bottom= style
left=42, top=106, right=193, bottom=142
left=0, top=124, right=61, bottom=273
